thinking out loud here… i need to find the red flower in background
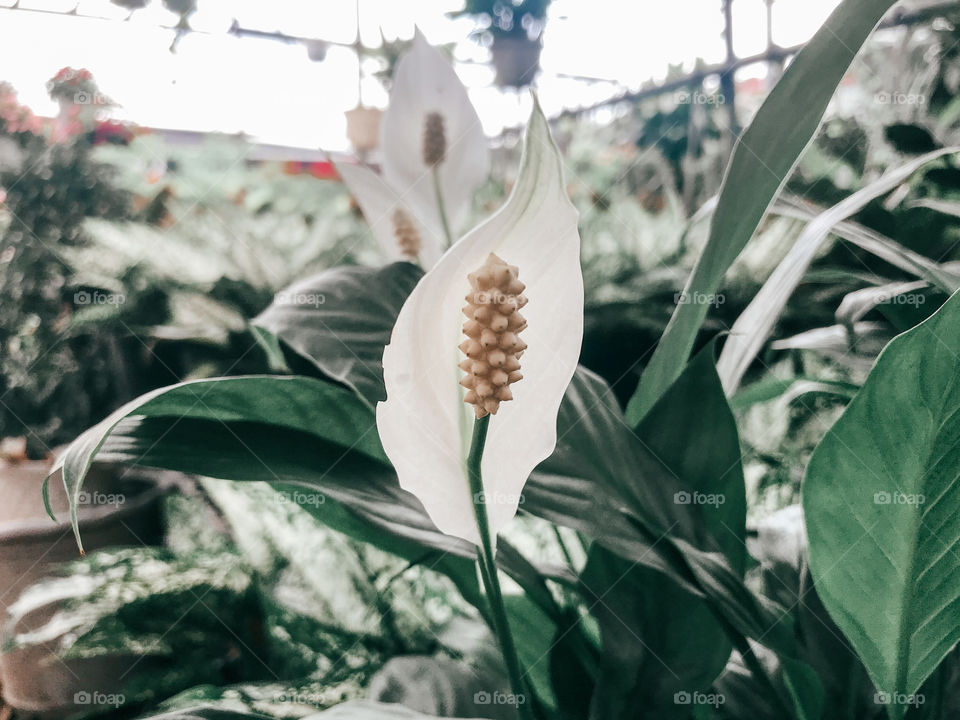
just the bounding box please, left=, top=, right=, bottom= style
left=283, top=160, right=338, bottom=180
left=93, top=119, right=134, bottom=146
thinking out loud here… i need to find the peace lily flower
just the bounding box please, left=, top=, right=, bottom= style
left=336, top=31, right=489, bottom=268
left=377, top=99, right=583, bottom=547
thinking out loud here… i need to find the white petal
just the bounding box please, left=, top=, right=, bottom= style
left=377, top=99, right=582, bottom=545
left=335, top=161, right=445, bottom=268
left=380, top=29, right=490, bottom=242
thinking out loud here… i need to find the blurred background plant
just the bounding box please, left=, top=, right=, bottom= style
left=0, top=75, right=131, bottom=457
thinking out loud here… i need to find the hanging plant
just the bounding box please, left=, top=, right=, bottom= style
left=451, top=0, right=552, bottom=88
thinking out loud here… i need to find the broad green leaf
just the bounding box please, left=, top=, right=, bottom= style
left=716, top=147, right=960, bottom=394
left=804, top=286, right=960, bottom=719
left=53, top=373, right=570, bottom=629
left=528, top=369, right=797, bottom=664
left=627, top=0, right=900, bottom=423
left=636, top=341, right=746, bottom=569
left=78, top=365, right=794, bottom=686
left=48, top=375, right=387, bottom=554
left=252, top=262, right=424, bottom=409
left=47, top=375, right=487, bottom=609
left=583, top=343, right=747, bottom=718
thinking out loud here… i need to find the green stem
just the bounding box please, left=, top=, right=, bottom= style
left=432, top=166, right=455, bottom=249
left=467, top=415, right=535, bottom=720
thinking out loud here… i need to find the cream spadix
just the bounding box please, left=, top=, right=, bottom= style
left=459, top=253, right=528, bottom=419
left=377, top=99, right=583, bottom=546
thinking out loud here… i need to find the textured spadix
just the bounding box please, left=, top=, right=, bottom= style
left=459, top=253, right=528, bottom=418
left=377, top=100, right=583, bottom=546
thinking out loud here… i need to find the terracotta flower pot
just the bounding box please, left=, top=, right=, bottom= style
left=490, top=35, right=542, bottom=89
left=0, top=459, right=172, bottom=716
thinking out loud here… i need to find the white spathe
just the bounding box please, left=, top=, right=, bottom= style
left=380, top=30, right=490, bottom=244
left=335, top=162, right=445, bottom=268
left=377, top=100, right=583, bottom=546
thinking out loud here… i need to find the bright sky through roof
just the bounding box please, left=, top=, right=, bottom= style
left=0, top=0, right=841, bottom=149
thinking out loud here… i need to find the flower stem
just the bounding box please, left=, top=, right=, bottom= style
left=467, top=415, right=535, bottom=720
left=432, top=166, right=455, bottom=249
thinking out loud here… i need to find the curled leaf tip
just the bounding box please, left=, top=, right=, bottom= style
left=422, top=111, right=446, bottom=167
left=459, top=253, right=528, bottom=418
left=391, top=206, right=421, bottom=260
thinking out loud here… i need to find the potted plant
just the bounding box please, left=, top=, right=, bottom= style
left=452, top=0, right=552, bottom=88
left=0, top=454, right=172, bottom=716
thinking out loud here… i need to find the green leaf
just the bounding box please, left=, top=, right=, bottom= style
left=54, top=372, right=581, bottom=629
left=636, top=341, right=746, bottom=569
left=804, top=287, right=960, bottom=718
left=502, top=595, right=560, bottom=711
left=48, top=375, right=387, bottom=554
left=582, top=342, right=748, bottom=718
left=716, top=147, right=960, bottom=394
left=527, top=369, right=797, bottom=665
left=772, top=198, right=960, bottom=293
left=730, top=376, right=859, bottom=412
left=5, top=548, right=261, bottom=705
left=252, top=262, right=424, bottom=409
left=627, top=0, right=899, bottom=423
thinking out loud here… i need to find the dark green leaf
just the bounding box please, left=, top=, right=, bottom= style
left=48, top=375, right=388, bottom=554
left=581, top=342, right=747, bottom=719
left=252, top=262, right=424, bottom=409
